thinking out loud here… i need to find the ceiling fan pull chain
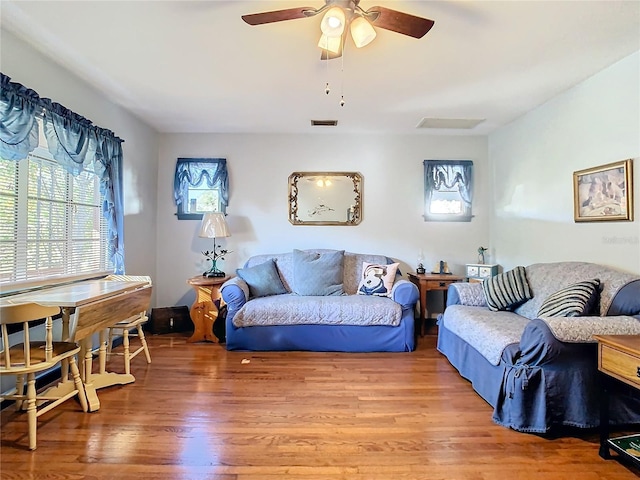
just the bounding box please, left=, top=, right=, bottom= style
left=340, top=34, right=345, bottom=107
left=324, top=39, right=331, bottom=95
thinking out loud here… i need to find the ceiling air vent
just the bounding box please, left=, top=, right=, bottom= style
left=311, top=119, right=338, bottom=127
left=416, top=118, right=485, bottom=129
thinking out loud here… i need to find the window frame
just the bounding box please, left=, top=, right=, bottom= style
left=423, top=160, right=474, bottom=222
left=0, top=138, right=112, bottom=287
left=174, top=158, right=228, bottom=220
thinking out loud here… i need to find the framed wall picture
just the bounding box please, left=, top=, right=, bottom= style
left=288, top=172, right=362, bottom=225
left=573, top=159, right=633, bottom=222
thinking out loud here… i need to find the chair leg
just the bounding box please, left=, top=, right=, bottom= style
left=107, top=328, right=115, bottom=356
left=26, top=373, right=37, bottom=450
left=123, top=329, right=131, bottom=376
left=69, top=355, right=88, bottom=413
left=137, top=325, right=152, bottom=364
left=15, top=374, right=24, bottom=411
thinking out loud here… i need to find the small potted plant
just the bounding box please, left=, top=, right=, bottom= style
left=477, top=246, right=488, bottom=264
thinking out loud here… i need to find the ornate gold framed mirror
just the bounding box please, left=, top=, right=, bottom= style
left=288, top=172, right=362, bottom=225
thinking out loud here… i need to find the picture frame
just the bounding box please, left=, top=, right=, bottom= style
left=573, top=159, right=633, bottom=222
left=288, top=172, right=362, bottom=226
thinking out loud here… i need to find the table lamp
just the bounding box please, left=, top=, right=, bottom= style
left=199, top=212, right=231, bottom=278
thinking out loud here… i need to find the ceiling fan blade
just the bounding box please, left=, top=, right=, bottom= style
left=242, top=7, right=316, bottom=26
left=367, top=6, right=435, bottom=38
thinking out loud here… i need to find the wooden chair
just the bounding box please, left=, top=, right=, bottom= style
left=105, top=275, right=152, bottom=375
left=0, top=303, right=88, bottom=450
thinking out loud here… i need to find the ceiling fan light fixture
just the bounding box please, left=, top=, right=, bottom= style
left=320, top=6, right=346, bottom=37
left=350, top=16, right=376, bottom=48
left=318, top=33, right=342, bottom=54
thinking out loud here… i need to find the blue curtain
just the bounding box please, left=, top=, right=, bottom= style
left=43, top=102, right=98, bottom=176
left=424, top=160, right=473, bottom=221
left=0, top=74, right=41, bottom=160
left=174, top=158, right=229, bottom=212
left=95, top=129, right=125, bottom=274
left=0, top=72, right=126, bottom=273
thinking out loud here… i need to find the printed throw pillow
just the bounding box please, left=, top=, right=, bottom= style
left=357, top=262, right=399, bottom=297
left=482, top=266, right=533, bottom=311
left=292, top=249, right=345, bottom=296
left=236, top=259, right=288, bottom=298
left=537, top=278, right=601, bottom=317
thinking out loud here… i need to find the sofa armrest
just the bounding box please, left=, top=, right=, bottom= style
left=537, top=315, right=640, bottom=343
left=221, top=277, right=249, bottom=310
left=391, top=279, right=419, bottom=309
left=446, top=282, right=487, bottom=307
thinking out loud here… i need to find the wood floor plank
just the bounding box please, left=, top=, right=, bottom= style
left=1, top=332, right=639, bottom=479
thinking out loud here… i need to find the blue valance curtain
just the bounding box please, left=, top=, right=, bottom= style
left=174, top=158, right=229, bottom=213
left=0, top=72, right=126, bottom=273
left=424, top=160, right=473, bottom=221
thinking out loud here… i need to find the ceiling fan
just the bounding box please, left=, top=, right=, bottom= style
left=241, top=0, right=435, bottom=60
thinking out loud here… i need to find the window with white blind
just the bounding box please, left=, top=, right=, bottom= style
left=0, top=144, right=112, bottom=285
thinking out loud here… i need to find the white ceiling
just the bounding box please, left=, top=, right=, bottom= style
left=2, top=1, right=639, bottom=135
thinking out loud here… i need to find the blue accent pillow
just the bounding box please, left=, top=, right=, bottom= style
left=292, top=249, right=344, bottom=296
left=236, top=259, right=287, bottom=298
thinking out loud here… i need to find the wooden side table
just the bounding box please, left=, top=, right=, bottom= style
left=594, top=334, right=640, bottom=464
left=408, top=273, right=463, bottom=336
left=186, top=275, right=229, bottom=343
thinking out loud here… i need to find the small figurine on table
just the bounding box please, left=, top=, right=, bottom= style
left=477, top=246, right=488, bottom=264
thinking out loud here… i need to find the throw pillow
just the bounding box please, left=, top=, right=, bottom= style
left=537, top=278, right=601, bottom=317
left=357, top=262, right=399, bottom=297
left=292, top=249, right=345, bottom=296
left=482, top=266, right=533, bottom=311
left=236, top=259, right=287, bottom=298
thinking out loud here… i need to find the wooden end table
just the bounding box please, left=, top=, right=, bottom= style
left=186, top=275, right=229, bottom=343
left=594, top=334, right=640, bottom=465
left=408, top=272, right=463, bottom=336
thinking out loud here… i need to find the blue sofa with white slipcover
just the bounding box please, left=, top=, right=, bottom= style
left=221, top=249, right=419, bottom=352
left=437, top=261, right=640, bottom=433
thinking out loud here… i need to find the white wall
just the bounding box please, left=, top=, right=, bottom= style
left=488, top=51, right=640, bottom=274
left=157, top=134, right=489, bottom=307
left=1, top=30, right=159, bottom=282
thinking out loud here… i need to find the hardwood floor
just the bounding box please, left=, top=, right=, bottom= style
left=2, top=331, right=639, bottom=479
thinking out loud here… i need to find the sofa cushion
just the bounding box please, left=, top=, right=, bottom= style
left=448, top=282, right=488, bottom=307
left=440, top=304, right=529, bottom=365
left=357, top=262, right=399, bottom=297
left=236, top=259, right=287, bottom=298
left=232, top=293, right=402, bottom=327
left=482, top=266, right=533, bottom=311
left=537, top=279, right=600, bottom=317
left=292, top=249, right=345, bottom=296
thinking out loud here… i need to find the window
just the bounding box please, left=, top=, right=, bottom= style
left=174, top=158, right=229, bottom=220
left=0, top=142, right=111, bottom=285
left=423, top=160, right=473, bottom=222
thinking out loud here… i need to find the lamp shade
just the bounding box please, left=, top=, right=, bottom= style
left=318, top=33, right=342, bottom=54
left=320, top=6, right=345, bottom=38
left=350, top=16, right=376, bottom=48
left=198, top=213, right=230, bottom=239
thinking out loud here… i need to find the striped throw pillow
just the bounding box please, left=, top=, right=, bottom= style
left=537, top=279, right=601, bottom=317
left=482, top=266, right=533, bottom=311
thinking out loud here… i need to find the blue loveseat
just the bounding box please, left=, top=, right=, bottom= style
left=221, top=249, right=419, bottom=352
left=437, top=261, right=640, bottom=433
